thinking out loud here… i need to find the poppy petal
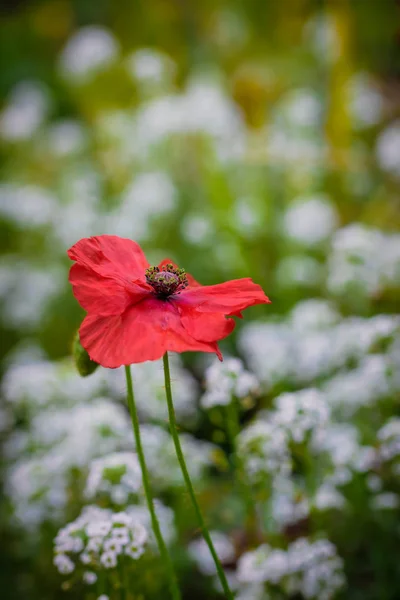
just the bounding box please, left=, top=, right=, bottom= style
left=79, top=297, right=222, bottom=368
left=177, top=302, right=236, bottom=342
left=68, top=235, right=150, bottom=281
left=179, top=278, right=271, bottom=315
left=69, top=264, right=151, bottom=316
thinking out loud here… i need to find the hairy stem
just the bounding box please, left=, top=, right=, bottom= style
left=162, top=353, right=234, bottom=600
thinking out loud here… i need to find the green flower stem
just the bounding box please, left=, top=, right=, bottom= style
left=124, top=365, right=181, bottom=600
left=225, top=400, right=258, bottom=541
left=162, top=353, right=234, bottom=600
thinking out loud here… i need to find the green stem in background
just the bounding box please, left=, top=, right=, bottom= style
left=124, top=365, right=181, bottom=600
left=162, top=353, right=235, bottom=600
left=119, top=558, right=126, bottom=600
left=225, top=399, right=258, bottom=540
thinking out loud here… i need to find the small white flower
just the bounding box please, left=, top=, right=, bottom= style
left=59, top=26, right=119, bottom=81
left=314, top=483, right=346, bottom=510
left=237, top=421, right=291, bottom=485
left=130, top=523, right=148, bottom=546
left=111, top=512, right=133, bottom=527
left=0, top=81, right=50, bottom=141
left=237, top=545, right=274, bottom=584
left=55, top=537, right=76, bottom=553
left=83, top=571, right=97, bottom=584
left=200, top=357, right=259, bottom=409
left=103, top=538, right=124, bottom=554
left=100, top=550, right=118, bottom=569
left=54, top=553, right=75, bottom=574
left=189, top=532, right=235, bottom=576
left=85, top=453, right=142, bottom=502
left=125, top=543, right=145, bottom=560
left=86, top=520, right=111, bottom=538
left=371, top=492, right=399, bottom=510
left=111, top=527, right=130, bottom=544
left=86, top=537, right=103, bottom=553
left=80, top=552, right=92, bottom=565
left=126, top=49, right=175, bottom=85
left=70, top=537, right=84, bottom=553
left=283, top=195, right=338, bottom=246
left=273, top=388, right=329, bottom=443
left=111, top=485, right=129, bottom=505
left=376, top=121, right=400, bottom=177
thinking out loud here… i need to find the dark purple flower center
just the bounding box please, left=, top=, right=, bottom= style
left=145, top=263, right=189, bottom=299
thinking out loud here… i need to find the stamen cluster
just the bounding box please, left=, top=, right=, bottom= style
left=145, top=264, right=188, bottom=298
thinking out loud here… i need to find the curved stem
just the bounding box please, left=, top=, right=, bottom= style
left=162, top=353, right=234, bottom=600
left=124, top=365, right=181, bottom=600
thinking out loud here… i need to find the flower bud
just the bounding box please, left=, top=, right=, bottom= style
left=73, top=330, right=99, bottom=377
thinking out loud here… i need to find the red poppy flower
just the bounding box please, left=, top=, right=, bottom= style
left=68, top=235, right=271, bottom=368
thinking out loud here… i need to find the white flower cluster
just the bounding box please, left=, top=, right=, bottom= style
left=93, top=74, right=245, bottom=168
left=200, top=357, right=259, bottom=409
left=54, top=506, right=148, bottom=579
left=237, top=421, right=291, bottom=486
left=239, top=309, right=400, bottom=389
left=58, top=26, right=119, bottom=82
left=188, top=531, right=235, bottom=575
left=0, top=183, right=55, bottom=228
left=6, top=398, right=131, bottom=461
left=6, top=455, right=69, bottom=527
left=266, top=88, right=326, bottom=169
left=0, top=260, right=64, bottom=330
left=0, top=80, right=50, bottom=142
left=106, top=171, right=178, bottom=242
left=377, top=418, right=400, bottom=469
left=0, top=170, right=101, bottom=246
left=282, top=195, right=338, bottom=247
left=126, top=48, right=175, bottom=87
left=311, top=423, right=375, bottom=485
left=323, top=353, right=395, bottom=418
left=2, top=357, right=106, bottom=415
left=106, top=356, right=198, bottom=425
left=275, top=254, right=323, bottom=289
left=370, top=492, right=399, bottom=511
left=313, top=481, right=347, bottom=511
left=278, top=88, right=322, bottom=129
left=44, top=119, right=88, bottom=157
left=269, top=477, right=310, bottom=530
left=127, top=500, right=176, bottom=547
left=2, top=349, right=211, bottom=530
left=376, top=120, right=400, bottom=177
left=237, top=537, right=345, bottom=600
left=286, top=538, right=346, bottom=600
left=85, top=452, right=142, bottom=505
left=327, top=224, right=400, bottom=298
left=349, top=73, right=383, bottom=129
left=289, top=299, right=340, bottom=332
left=237, top=544, right=288, bottom=585
left=272, top=388, right=330, bottom=443
left=5, top=399, right=132, bottom=529
left=0, top=165, right=179, bottom=256
left=133, top=79, right=245, bottom=161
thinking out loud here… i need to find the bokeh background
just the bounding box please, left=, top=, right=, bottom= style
left=1, top=1, right=400, bottom=599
